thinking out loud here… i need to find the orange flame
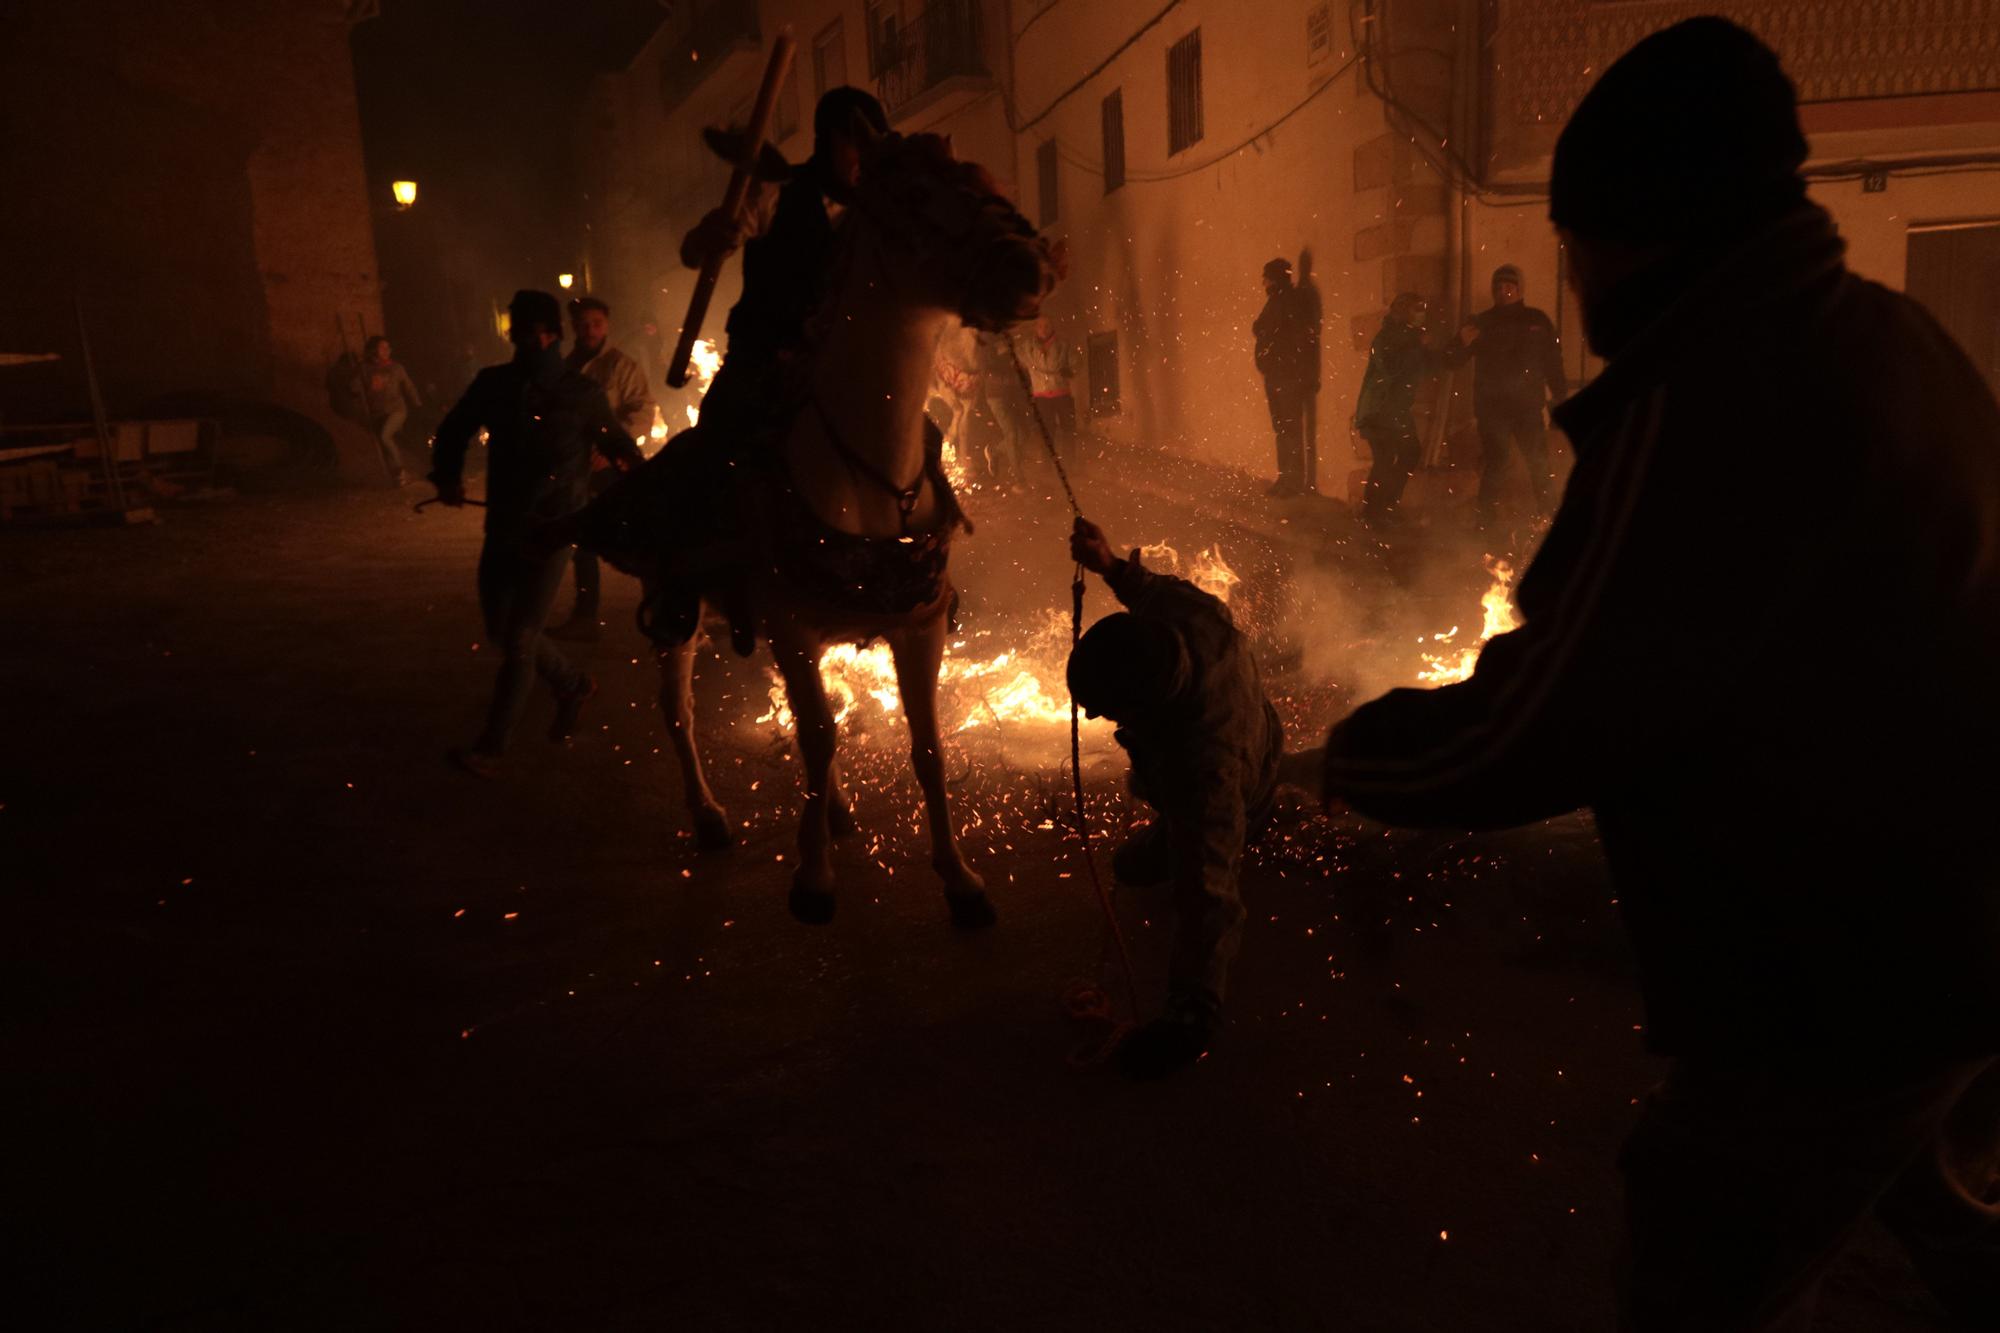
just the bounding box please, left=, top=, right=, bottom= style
left=758, top=544, right=1237, bottom=738
left=1417, top=557, right=1520, bottom=685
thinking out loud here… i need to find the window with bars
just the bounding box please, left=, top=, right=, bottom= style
left=866, top=1, right=901, bottom=77
left=1036, top=139, right=1059, bottom=227
left=1087, top=330, right=1121, bottom=418
left=1101, top=88, right=1125, bottom=193
left=1166, top=28, right=1203, bottom=156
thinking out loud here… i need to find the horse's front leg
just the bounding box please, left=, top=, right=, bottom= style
left=769, top=626, right=839, bottom=924
left=887, top=614, right=996, bottom=929
left=656, top=628, right=731, bottom=851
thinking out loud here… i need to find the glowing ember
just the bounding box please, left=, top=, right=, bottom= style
left=758, top=543, right=1237, bottom=740
left=1417, top=557, right=1520, bottom=685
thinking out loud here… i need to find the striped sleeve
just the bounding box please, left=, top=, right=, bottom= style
left=1323, top=389, right=1667, bottom=828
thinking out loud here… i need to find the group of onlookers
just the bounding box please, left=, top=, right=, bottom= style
left=1252, top=250, right=1568, bottom=529
left=929, top=316, right=1078, bottom=488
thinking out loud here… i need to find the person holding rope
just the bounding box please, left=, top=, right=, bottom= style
left=1068, top=517, right=1284, bottom=1079
left=429, top=290, right=643, bottom=778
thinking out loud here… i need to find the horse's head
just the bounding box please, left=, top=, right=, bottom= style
left=850, top=131, right=1060, bottom=332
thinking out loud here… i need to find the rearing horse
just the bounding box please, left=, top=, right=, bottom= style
left=589, top=131, right=1058, bottom=929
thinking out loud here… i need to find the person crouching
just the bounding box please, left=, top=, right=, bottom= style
left=1067, top=517, right=1284, bottom=1079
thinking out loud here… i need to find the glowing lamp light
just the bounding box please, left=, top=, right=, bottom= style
left=558, top=273, right=575, bottom=290
left=391, top=179, right=418, bottom=209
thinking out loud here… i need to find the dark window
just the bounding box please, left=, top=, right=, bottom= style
left=1101, top=88, right=1125, bottom=193
left=813, top=17, right=847, bottom=97
left=1087, top=330, right=1121, bottom=418
left=1036, top=140, right=1059, bottom=227
left=1167, top=29, right=1203, bottom=156
left=1907, top=221, right=2000, bottom=400
left=866, top=2, right=900, bottom=77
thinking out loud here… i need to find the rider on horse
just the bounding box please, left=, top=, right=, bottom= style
left=630, top=87, right=897, bottom=650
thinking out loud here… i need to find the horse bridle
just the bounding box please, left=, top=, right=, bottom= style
left=809, top=393, right=928, bottom=537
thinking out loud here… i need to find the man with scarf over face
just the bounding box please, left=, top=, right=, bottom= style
left=1323, top=20, right=1999, bottom=1329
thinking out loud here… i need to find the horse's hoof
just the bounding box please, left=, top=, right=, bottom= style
left=829, top=801, right=857, bottom=837
left=693, top=809, right=734, bottom=852
left=946, top=890, right=997, bottom=931
left=788, top=877, right=836, bottom=926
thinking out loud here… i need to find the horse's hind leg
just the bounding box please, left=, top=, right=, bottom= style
left=769, top=626, right=838, bottom=923
left=657, top=632, right=731, bottom=851
left=887, top=615, right=995, bottom=929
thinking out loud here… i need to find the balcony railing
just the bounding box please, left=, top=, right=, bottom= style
left=873, top=0, right=988, bottom=120
left=659, top=0, right=761, bottom=114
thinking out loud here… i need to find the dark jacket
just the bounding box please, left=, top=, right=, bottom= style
left=724, top=165, right=840, bottom=370
left=1355, top=319, right=1442, bottom=430
left=1109, top=559, right=1284, bottom=1001
left=1253, top=284, right=1319, bottom=392
left=431, top=346, right=643, bottom=539
left=1324, top=205, right=2000, bottom=1061
left=1451, top=301, right=1567, bottom=415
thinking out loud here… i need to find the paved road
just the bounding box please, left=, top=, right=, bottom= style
left=0, top=467, right=1950, bottom=1330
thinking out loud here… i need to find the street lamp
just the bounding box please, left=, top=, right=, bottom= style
left=558, top=273, right=575, bottom=290
left=391, top=179, right=418, bottom=209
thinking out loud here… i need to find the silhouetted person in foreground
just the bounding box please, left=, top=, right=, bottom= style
left=1448, top=263, right=1566, bottom=525
left=1324, top=20, right=1999, bottom=1330
left=1253, top=257, right=1320, bottom=497
left=1354, top=291, right=1445, bottom=527
left=1068, top=517, right=1283, bottom=1080
left=549, top=296, right=656, bottom=643
left=429, top=290, right=643, bottom=778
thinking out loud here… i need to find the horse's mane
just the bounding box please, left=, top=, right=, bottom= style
left=874, top=132, right=1011, bottom=207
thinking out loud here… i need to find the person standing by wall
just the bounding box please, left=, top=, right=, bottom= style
left=1296, top=250, right=1325, bottom=493
left=1354, top=292, right=1445, bottom=528
left=360, top=335, right=421, bottom=485
left=1449, top=263, right=1567, bottom=526
left=1016, top=315, right=1078, bottom=465
left=1253, top=258, right=1317, bottom=497
left=549, top=296, right=656, bottom=642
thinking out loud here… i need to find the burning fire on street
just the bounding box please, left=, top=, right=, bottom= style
left=1416, top=557, right=1521, bottom=686
left=755, top=543, right=1241, bottom=741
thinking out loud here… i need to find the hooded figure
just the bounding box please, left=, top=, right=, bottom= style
left=1448, top=263, right=1568, bottom=523
left=1325, top=19, right=2000, bottom=1329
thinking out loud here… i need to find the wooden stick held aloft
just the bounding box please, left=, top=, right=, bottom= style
left=667, top=33, right=797, bottom=389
